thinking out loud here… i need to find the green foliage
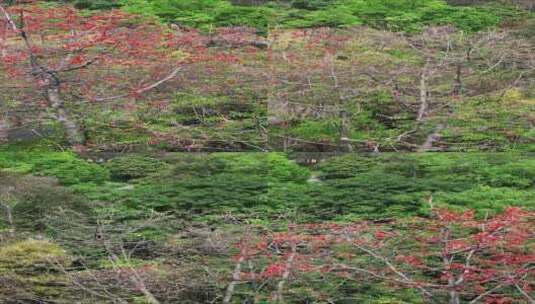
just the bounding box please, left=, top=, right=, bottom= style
left=443, top=95, right=535, bottom=151
left=0, top=240, right=69, bottom=273
left=0, top=147, right=110, bottom=185
left=0, top=172, right=92, bottom=231
left=4, top=147, right=533, bottom=223
left=121, top=0, right=274, bottom=33
left=305, top=171, right=425, bottom=219
left=434, top=186, right=535, bottom=214
left=83, top=152, right=535, bottom=222
left=82, top=110, right=152, bottom=147
left=31, top=153, right=109, bottom=185
left=120, top=173, right=266, bottom=213
left=336, top=0, right=501, bottom=32
left=47, top=0, right=531, bottom=33
left=71, top=0, right=122, bottom=9
left=106, top=155, right=170, bottom=181
left=115, top=0, right=518, bottom=32
left=436, top=6, right=499, bottom=32
left=169, top=154, right=227, bottom=177
left=111, top=153, right=311, bottom=215
left=288, top=120, right=340, bottom=142
left=172, top=93, right=256, bottom=125
left=310, top=153, right=535, bottom=219
left=210, top=5, right=273, bottom=34
left=0, top=240, right=72, bottom=302
left=282, top=6, right=362, bottom=27
left=290, top=0, right=338, bottom=10
left=267, top=153, right=310, bottom=182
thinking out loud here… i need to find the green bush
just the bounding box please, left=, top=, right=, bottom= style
left=0, top=147, right=109, bottom=186
left=435, top=186, right=535, bottom=214
left=31, top=152, right=110, bottom=185
left=165, top=154, right=227, bottom=177
left=49, top=0, right=524, bottom=32
left=291, top=0, right=337, bottom=10
left=0, top=240, right=72, bottom=302
left=0, top=240, right=70, bottom=273
left=341, top=0, right=502, bottom=32
left=305, top=172, right=426, bottom=219
left=112, top=153, right=312, bottom=216
left=106, top=155, right=170, bottom=181
left=212, top=5, right=273, bottom=34
left=7, top=149, right=527, bottom=223
left=0, top=172, right=92, bottom=231
left=102, top=152, right=535, bottom=221
left=436, top=6, right=499, bottom=31
left=72, top=0, right=122, bottom=9
left=121, top=173, right=267, bottom=213
left=267, top=153, right=310, bottom=183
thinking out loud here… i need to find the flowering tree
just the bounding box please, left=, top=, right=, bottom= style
left=344, top=207, right=535, bottom=304
left=0, top=2, right=201, bottom=145
left=224, top=208, right=535, bottom=303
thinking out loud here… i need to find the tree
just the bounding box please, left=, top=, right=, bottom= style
left=0, top=115, right=7, bottom=142
left=268, top=25, right=534, bottom=152
left=0, top=2, right=199, bottom=145
left=227, top=208, right=535, bottom=303
left=343, top=207, right=535, bottom=304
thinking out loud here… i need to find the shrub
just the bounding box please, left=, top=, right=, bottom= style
left=0, top=147, right=110, bottom=185
left=106, top=155, right=170, bottom=181
left=308, top=153, right=535, bottom=219
left=72, top=0, right=122, bottom=9
left=31, top=152, right=110, bottom=185
left=291, top=0, right=337, bottom=10
left=121, top=173, right=268, bottom=213
left=114, top=153, right=310, bottom=216
left=0, top=240, right=72, bottom=302
left=285, top=6, right=362, bottom=27
left=50, top=0, right=521, bottom=33
left=0, top=240, right=70, bottom=273
left=0, top=172, right=92, bottom=232
left=168, top=154, right=227, bottom=177
left=267, top=153, right=310, bottom=183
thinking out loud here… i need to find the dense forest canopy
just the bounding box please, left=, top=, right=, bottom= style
left=0, top=0, right=534, bottom=303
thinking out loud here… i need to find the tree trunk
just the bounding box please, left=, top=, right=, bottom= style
left=418, top=124, right=444, bottom=152
left=339, top=110, right=353, bottom=152
left=417, top=60, right=430, bottom=122
left=3, top=204, right=15, bottom=238
left=453, top=63, right=463, bottom=95
left=441, top=227, right=461, bottom=304
left=223, top=255, right=244, bottom=304
left=0, top=118, right=8, bottom=143
left=47, top=87, right=85, bottom=145
left=273, top=242, right=297, bottom=302
left=449, top=290, right=460, bottom=304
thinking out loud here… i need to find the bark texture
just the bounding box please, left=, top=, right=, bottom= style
left=47, top=88, right=85, bottom=145
left=0, top=118, right=8, bottom=143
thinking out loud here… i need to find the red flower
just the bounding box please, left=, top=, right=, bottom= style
left=262, top=263, right=285, bottom=278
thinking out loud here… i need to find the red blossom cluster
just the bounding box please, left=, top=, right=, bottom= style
left=227, top=208, right=534, bottom=303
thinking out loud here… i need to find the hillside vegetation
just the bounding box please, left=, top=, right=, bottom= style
left=64, top=0, right=531, bottom=33
left=0, top=0, right=534, bottom=303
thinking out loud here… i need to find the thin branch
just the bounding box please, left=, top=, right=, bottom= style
left=515, top=283, right=535, bottom=304
left=346, top=235, right=434, bottom=299
left=273, top=242, right=297, bottom=302
left=94, top=67, right=182, bottom=102
left=223, top=255, right=245, bottom=304
left=468, top=283, right=506, bottom=304
left=57, top=59, right=97, bottom=73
